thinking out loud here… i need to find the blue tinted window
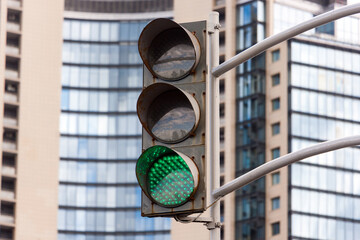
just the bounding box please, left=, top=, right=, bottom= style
left=316, top=22, right=334, bottom=35
left=272, top=197, right=280, bottom=210
left=119, top=22, right=129, bottom=41
left=272, top=73, right=280, bottom=86
left=272, top=49, right=280, bottom=62
left=272, top=147, right=280, bottom=159
left=272, top=222, right=280, bottom=235
left=272, top=122, right=280, bottom=135
left=272, top=172, right=280, bottom=185
left=243, top=4, right=251, bottom=25
left=272, top=98, right=280, bottom=110
left=61, top=89, right=69, bottom=110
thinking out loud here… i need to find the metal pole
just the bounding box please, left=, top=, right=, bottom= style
left=212, top=135, right=360, bottom=198
left=208, top=11, right=220, bottom=240
left=212, top=3, right=360, bottom=77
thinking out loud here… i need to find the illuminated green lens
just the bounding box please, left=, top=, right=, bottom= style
left=146, top=154, right=195, bottom=207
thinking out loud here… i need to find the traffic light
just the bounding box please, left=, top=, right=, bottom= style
left=136, top=18, right=207, bottom=217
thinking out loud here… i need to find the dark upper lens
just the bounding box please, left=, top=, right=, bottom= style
left=147, top=90, right=196, bottom=143
left=148, top=28, right=196, bottom=80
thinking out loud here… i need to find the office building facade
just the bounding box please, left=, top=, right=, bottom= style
left=57, top=1, right=172, bottom=240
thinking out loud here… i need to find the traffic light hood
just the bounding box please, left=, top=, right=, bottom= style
left=138, top=18, right=201, bottom=81
left=137, top=82, right=200, bottom=144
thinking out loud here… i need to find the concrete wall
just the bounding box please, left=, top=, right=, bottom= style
left=14, top=0, right=63, bottom=239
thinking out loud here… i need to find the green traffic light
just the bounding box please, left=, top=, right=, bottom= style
left=147, top=154, right=194, bottom=207
left=136, top=146, right=197, bottom=208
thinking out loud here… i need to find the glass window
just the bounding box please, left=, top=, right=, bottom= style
left=99, top=45, right=109, bottom=64
left=109, top=22, right=118, bottom=41
left=96, top=211, right=106, bottom=231
left=272, top=73, right=280, bottom=86
left=272, top=49, right=280, bottom=62
left=66, top=209, right=76, bottom=230
left=271, top=222, right=280, bottom=235
left=80, top=44, right=90, bottom=64
left=244, top=26, right=252, bottom=49
left=90, top=22, right=100, bottom=41
left=109, top=45, right=119, bottom=64
left=257, top=1, right=265, bottom=22
left=119, top=22, right=130, bottom=41
left=271, top=147, right=280, bottom=160
left=272, top=122, right=280, bottom=135
left=129, top=22, right=139, bottom=41
left=90, top=44, right=100, bottom=64
left=272, top=98, right=280, bottom=110
left=63, top=21, right=71, bottom=40
left=61, top=89, right=69, bottom=111
left=80, top=21, right=91, bottom=41
left=271, top=197, right=280, bottom=210
left=240, top=4, right=252, bottom=25
left=316, top=22, right=334, bottom=35
left=257, top=23, right=265, bottom=42
left=58, top=209, right=66, bottom=230
left=119, top=45, right=129, bottom=64
left=272, top=172, right=280, bottom=185
left=71, top=21, right=81, bottom=40
left=100, top=22, right=110, bottom=41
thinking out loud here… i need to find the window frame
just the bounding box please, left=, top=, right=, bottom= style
left=271, top=221, right=280, bottom=235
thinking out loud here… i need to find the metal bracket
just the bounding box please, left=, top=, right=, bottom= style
left=208, top=23, right=221, bottom=34
left=174, top=215, right=213, bottom=223
left=205, top=222, right=222, bottom=230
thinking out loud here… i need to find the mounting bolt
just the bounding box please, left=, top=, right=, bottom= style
left=206, top=222, right=222, bottom=230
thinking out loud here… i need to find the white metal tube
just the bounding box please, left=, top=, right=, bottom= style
left=212, top=3, right=360, bottom=77
left=208, top=11, right=220, bottom=240
left=213, top=135, right=360, bottom=198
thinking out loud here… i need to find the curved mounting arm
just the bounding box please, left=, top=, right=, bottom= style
left=211, top=3, right=360, bottom=78
left=213, top=135, right=360, bottom=199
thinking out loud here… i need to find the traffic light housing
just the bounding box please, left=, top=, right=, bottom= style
left=136, top=19, right=207, bottom=217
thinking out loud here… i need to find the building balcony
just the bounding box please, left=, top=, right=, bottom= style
left=0, top=190, right=15, bottom=201
left=6, top=22, right=20, bottom=32
left=220, top=116, right=225, bottom=128
left=5, top=45, right=20, bottom=56
left=7, top=0, right=22, bottom=8
left=220, top=140, right=225, bottom=151
left=2, top=141, right=16, bottom=151
left=3, top=117, right=18, bottom=128
left=1, top=165, right=16, bottom=177
left=0, top=215, right=14, bottom=225
left=4, top=69, right=19, bottom=80
left=219, top=45, right=225, bottom=57
left=214, top=0, right=225, bottom=7
left=220, top=91, right=225, bottom=102
left=4, top=92, right=18, bottom=105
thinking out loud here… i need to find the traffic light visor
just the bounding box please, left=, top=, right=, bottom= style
left=136, top=146, right=199, bottom=207
left=137, top=83, right=200, bottom=143
left=138, top=18, right=201, bottom=81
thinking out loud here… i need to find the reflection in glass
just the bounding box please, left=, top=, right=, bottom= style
left=148, top=29, right=195, bottom=80
left=60, top=19, right=171, bottom=238
left=148, top=91, right=196, bottom=143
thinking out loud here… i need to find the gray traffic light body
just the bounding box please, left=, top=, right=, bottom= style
left=137, top=20, right=207, bottom=217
